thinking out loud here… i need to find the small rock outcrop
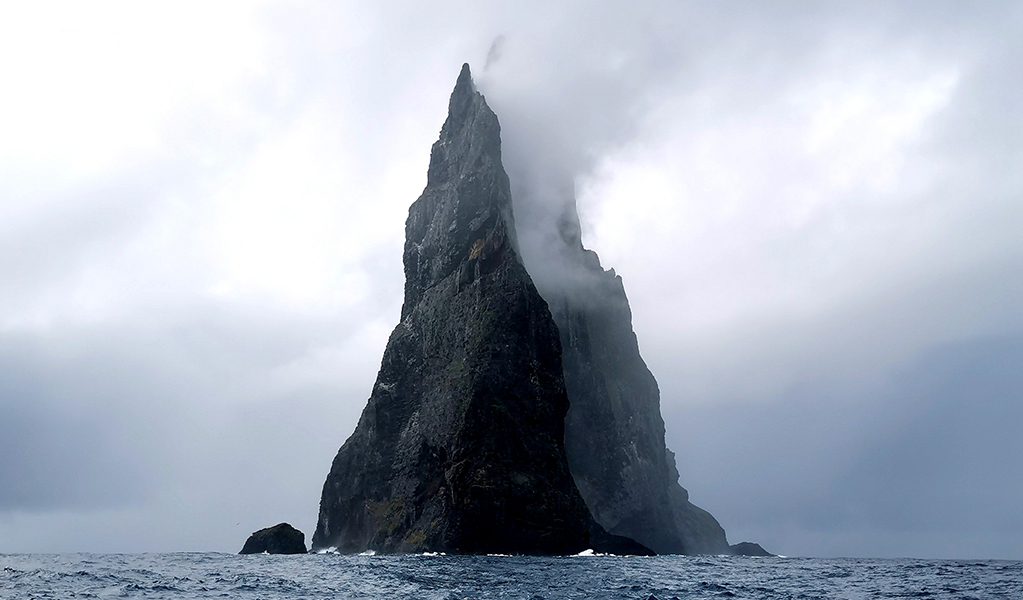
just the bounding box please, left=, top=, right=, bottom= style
left=730, top=541, right=774, bottom=556
left=239, top=523, right=307, bottom=554
left=312, top=64, right=650, bottom=556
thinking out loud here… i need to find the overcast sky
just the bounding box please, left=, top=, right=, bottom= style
left=1, top=1, right=1021, bottom=559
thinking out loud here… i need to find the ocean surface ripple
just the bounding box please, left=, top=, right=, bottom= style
left=2, top=552, right=1021, bottom=599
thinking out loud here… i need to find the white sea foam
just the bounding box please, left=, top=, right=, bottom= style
left=574, top=549, right=613, bottom=556
left=358, top=550, right=376, bottom=556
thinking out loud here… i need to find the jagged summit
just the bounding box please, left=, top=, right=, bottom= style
left=448, top=62, right=475, bottom=114
left=404, top=63, right=513, bottom=317
left=313, top=65, right=648, bottom=555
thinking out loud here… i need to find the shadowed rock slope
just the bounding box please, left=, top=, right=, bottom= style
left=521, top=199, right=730, bottom=555
left=313, top=64, right=648, bottom=555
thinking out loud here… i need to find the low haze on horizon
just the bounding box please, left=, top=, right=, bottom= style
left=1, top=1, right=1021, bottom=559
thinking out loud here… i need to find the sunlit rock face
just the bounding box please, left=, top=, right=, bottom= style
left=312, top=65, right=647, bottom=555
left=518, top=193, right=731, bottom=555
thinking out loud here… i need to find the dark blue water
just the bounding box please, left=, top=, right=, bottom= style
left=2, top=552, right=1021, bottom=599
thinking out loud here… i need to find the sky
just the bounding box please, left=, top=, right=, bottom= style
left=1, top=1, right=1021, bottom=559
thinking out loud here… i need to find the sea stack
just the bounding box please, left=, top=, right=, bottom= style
left=312, top=64, right=644, bottom=555
left=239, top=523, right=307, bottom=555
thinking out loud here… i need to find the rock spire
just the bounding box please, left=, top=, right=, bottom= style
left=312, top=64, right=647, bottom=555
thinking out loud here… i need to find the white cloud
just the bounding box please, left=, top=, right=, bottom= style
left=0, top=2, right=269, bottom=186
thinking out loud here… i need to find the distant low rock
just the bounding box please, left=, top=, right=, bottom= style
left=240, top=523, right=307, bottom=555
left=729, top=541, right=773, bottom=556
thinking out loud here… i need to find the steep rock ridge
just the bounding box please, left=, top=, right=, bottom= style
left=313, top=65, right=645, bottom=555
left=518, top=198, right=730, bottom=555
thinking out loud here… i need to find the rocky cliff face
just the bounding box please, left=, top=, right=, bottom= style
left=517, top=198, right=730, bottom=555
left=312, top=65, right=645, bottom=555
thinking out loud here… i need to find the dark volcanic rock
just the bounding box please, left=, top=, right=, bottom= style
left=730, top=541, right=774, bottom=556
left=313, top=64, right=648, bottom=556
left=514, top=196, right=731, bottom=555
left=239, top=523, right=307, bottom=554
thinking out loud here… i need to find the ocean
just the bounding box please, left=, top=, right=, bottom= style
left=2, top=552, right=1021, bottom=599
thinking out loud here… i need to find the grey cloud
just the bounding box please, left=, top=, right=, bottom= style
left=0, top=304, right=380, bottom=550
left=666, top=335, right=1023, bottom=558
left=0, top=332, right=164, bottom=511
left=0, top=389, right=145, bottom=510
